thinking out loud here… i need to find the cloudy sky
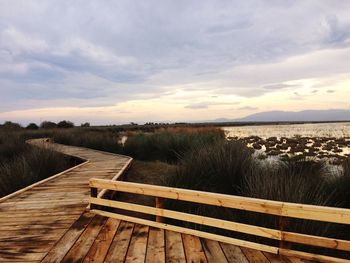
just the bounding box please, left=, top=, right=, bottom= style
left=0, top=1, right=350, bottom=125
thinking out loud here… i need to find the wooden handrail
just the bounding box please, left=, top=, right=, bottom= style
left=89, top=178, right=350, bottom=263
left=89, top=178, right=350, bottom=224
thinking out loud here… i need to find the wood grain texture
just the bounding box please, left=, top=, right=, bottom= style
left=182, top=234, right=207, bottom=263
left=125, top=224, right=149, bottom=263
left=104, top=221, right=135, bottom=263
left=166, top=230, right=186, bottom=263
left=82, top=218, right=120, bottom=263
left=201, top=239, right=228, bottom=263
left=146, top=227, right=165, bottom=263
left=90, top=179, right=350, bottom=224
left=220, top=243, right=249, bottom=263
left=0, top=139, right=132, bottom=263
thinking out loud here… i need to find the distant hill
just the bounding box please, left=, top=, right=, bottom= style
left=236, top=109, right=350, bottom=122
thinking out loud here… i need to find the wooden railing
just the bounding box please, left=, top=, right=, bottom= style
left=89, top=178, right=350, bottom=263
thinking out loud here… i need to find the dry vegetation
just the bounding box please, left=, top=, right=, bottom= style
left=0, top=131, right=79, bottom=197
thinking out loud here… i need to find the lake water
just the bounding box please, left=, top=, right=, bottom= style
left=222, top=122, right=350, bottom=139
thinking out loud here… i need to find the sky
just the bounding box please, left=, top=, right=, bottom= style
left=0, top=0, right=350, bottom=125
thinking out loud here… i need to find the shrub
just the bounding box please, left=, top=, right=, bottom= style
left=26, top=123, right=39, bottom=130
left=57, top=120, right=74, bottom=128
left=40, top=121, right=57, bottom=129
left=81, top=122, right=90, bottom=127
left=1, top=121, right=21, bottom=130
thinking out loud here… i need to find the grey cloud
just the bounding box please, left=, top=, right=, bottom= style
left=262, top=83, right=299, bottom=90
left=237, top=106, right=258, bottom=111
left=0, top=1, right=350, bottom=111
left=185, top=101, right=240, bottom=109
left=185, top=103, right=209, bottom=109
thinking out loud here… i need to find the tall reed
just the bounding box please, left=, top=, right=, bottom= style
left=124, top=127, right=225, bottom=162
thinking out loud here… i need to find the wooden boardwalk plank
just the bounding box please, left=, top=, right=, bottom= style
left=62, top=215, right=107, bottom=262
left=201, top=239, right=228, bottom=263
left=40, top=212, right=94, bottom=263
left=104, top=221, right=135, bottom=263
left=165, top=230, right=186, bottom=263
left=182, top=234, right=208, bottom=263
left=220, top=243, right=249, bottom=263
left=241, top=247, right=270, bottom=262
left=125, top=224, right=149, bottom=263
left=146, top=227, right=165, bottom=263
left=264, top=252, right=289, bottom=262
left=83, top=218, right=120, bottom=263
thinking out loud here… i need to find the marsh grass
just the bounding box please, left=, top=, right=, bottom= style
left=164, top=140, right=252, bottom=233
left=169, top=140, right=252, bottom=193
left=165, top=141, right=350, bottom=257
left=0, top=133, right=76, bottom=197
left=124, top=127, right=225, bottom=162
left=328, top=157, right=350, bottom=209
left=52, top=129, right=123, bottom=153
left=240, top=158, right=338, bottom=241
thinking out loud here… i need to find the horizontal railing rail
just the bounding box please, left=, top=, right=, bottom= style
left=89, top=178, right=350, bottom=263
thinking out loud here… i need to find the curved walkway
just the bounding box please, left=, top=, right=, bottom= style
left=0, top=139, right=304, bottom=263
left=0, top=139, right=132, bottom=262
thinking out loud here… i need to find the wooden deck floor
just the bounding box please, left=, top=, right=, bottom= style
left=0, top=140, right=306, bottom=262
left=40, top=210, right=298, bottom=263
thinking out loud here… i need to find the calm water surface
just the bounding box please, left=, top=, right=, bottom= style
left=222, top=122, right=350, bottom=138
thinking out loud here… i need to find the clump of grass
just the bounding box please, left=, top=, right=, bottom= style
left=241, top=158, right=332, bottom=204
left=328, top=157, right=350, bottom=208
left=0, top=146, right=74, bottom=197
left=240, top=158, right=335, bottom=234
left=52, top=129, right=123, bottom=154
left=170, top=140, right=252, bottom=194
left=0, top=132, right=29, bottom=161
left=124, top=127, right=225, bottom=162
left=165, top=140, right=253, bottom=232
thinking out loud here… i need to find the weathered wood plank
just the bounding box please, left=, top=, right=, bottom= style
left=125, top=224, right=149, bottom=263
left=91, top=209, right=278, bottom=254
left=40, top=212, right=94, bottom=263
left=241, top=247, right=270, bottom=262
left=62, top=215, right=107, bottom=262
left=146, top=227, right=165, bottom=263
left=0, top=251, right=46, bottom=262
left=82, top=218, right=120, bottom=263
left=264, top=252, right=289, bottom=262
left=104, top=221, right=135, bottom=263
left=165, top=230, right=186, bottom=263
left=220, top=243, right=249, bottom=263
left=201, top=239, right=228, bottom=263
left=182, top=234, right=208, bottom=263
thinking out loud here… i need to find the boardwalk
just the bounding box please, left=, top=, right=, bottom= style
left=0, top=139, right=310, bottom=262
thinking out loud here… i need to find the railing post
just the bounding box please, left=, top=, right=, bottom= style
left=156, top=197, right=165, bottom=223
left=279, top=216, right=291, bottom=249
left=90, top=187, right=97, bottom=210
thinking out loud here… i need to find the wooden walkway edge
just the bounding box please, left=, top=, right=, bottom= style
left=0, top=139, right=132, bottom=262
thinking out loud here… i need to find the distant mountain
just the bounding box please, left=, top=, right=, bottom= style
left=237, top=109, right=350, bottom=122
